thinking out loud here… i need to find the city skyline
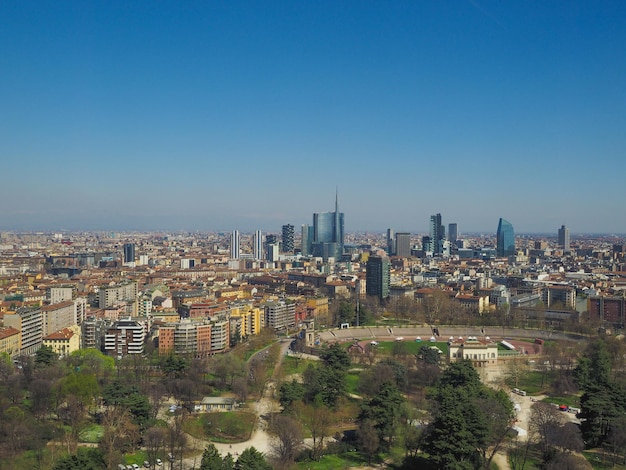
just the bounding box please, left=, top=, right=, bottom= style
left=2, top=2, right=625, bottom=233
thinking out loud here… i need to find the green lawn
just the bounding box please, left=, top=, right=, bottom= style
left=345, top=372, right=361, bottom=396
left=541, top=395, right=580, bottom=408
left=79, top=423, right=104, bottom=443
left=516, top=370, right=554, bottom=395
left=184, top=412, right=256, bottom=443
left=584, top=450, right=626, bottom=469
left=281, top=355, right=313, bottom=377
left=296, top=451, right=374, bottom=469
left=376, top=340, right=448, bottom=356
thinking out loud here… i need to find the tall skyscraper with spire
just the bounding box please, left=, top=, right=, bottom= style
left=311, top=190, right=345, bottom=261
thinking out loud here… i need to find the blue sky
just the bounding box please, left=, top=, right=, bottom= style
left=1, top=1, right=625, bottom=234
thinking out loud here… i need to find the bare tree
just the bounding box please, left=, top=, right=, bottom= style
left=528, top=402, right=565, bottom=456
left=99, top=407, right=140, bottom=469
left=269, top=414, right=303, bottom=469
left=145, top=426, right=167, bottom=470
left=297, top=403, right=334, bottom=461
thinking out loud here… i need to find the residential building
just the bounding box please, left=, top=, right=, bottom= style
left=496, top=218, right=516, bottom=257
left=47, top=285, right=75, bottom=304
left=82, top=317, right=106, bottom=350
left=99, top=281, right=138, bottom=316
left=104, top=318, right=145, bottom=357
left=588, top=296, right=626, bottom=327
left=4, top=307, right=43, bottom=356
left=0, top=326, right=21, bottom=358
left=366, top=255, right=390, bottom=300
left=230, top=304, right=263, bottom=337
left=158, top=320, right=212, bottom=357
left=430, top=213, right=445, bottom=255
left=43, top=325, right=81, bottom=357
left=264, top=300, right=296, bottom=331
left=282, top=224, right=295, bottom=253
left=41, top=301, right=75, bottom=336
left=210, top=319, right=230, bottom=352
left=541, top=285, right=576, bottom=309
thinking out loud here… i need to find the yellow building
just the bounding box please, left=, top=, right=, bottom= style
left=230, top=305, right=263, bottom=337
left=43, top=325, right=81, bottom=357
left=306, top=297, right=329, bottom=318
left=0, top=326, right=21, bottom=358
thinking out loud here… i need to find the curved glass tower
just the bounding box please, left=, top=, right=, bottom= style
left=496, top=218, right=515, bottom=257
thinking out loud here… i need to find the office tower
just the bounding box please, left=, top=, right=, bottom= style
left=282, top=224, right=295, bottom=253
left=395, top=232, right=411, bottom=258
left=123, top=243, right=135, bottom=264
left=230, top=230, right=240, bottom=259
left=311, top=191, right=345, bottom=261
left=429, top=213, right=445, bottom=255
left=448, top=223, right=458, bottom=246
left=253, top=230, right=263, bottom=260
left=558, top=225, right=570, bottom=252
left=301, top=224, right=313, bottom=256
left=366, top=255, right=390, bottom=300
left=496, top=218, right=516, bottom=257
left=265, top=234, right=277, bottom=259
left=386, top=228, right=395, bottom=256
left=422, top=236, right=433, bottom=255
left=267, top=243, right=279, bottom=262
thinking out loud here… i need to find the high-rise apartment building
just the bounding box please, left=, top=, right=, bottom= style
left=366, top=255, right=390, bottom=300
left=264, top=300, right=296, bottom=331
left=558, top=225, right=570, bottom=252
left=253, top=230, right=263, bottom=260
left=395, top=232, right=411, bottom=258
left=448, top=223, right=458, bottom=246
left=429, top=213, right=445, bottom=255
left=104, top=318, right=145, bottom=357
left=311, top=192, right=345, bottom=261
left=282, top=224, right=295, bottom=253
left=123, top=243, right=135, bottom=264
left=496, top=218, right=516, bottom=257
left=3, top=307, right=43, bottom=356
left=230, top=230, right=240, bottom=259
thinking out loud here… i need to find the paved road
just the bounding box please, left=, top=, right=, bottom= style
left=179, top=340, right=293, bottom=468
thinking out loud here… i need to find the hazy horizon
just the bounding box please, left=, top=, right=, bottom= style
left=2, top=2, right=625, bottom=234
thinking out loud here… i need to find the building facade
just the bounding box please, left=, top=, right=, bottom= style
left=395, top=232, right=411, bottom=258
left=230, top=230, right=240, bottom=259
left=496, top=218, right=516, bottom=257
left=104, top=319, right=145, bottom=357
left=282, top=224, right=295, bottom=253
left=366, top=255, right=390, bottom=300
left=558, top=225, right=570, bottom=252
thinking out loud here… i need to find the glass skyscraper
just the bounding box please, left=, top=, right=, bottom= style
left=366, top=255, right=390, bottom=300
left=311, top=192, right=344, bottom=261
left=496, top=218, right=515, bottom=257
left=429, top=213, right=445, bottom=255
